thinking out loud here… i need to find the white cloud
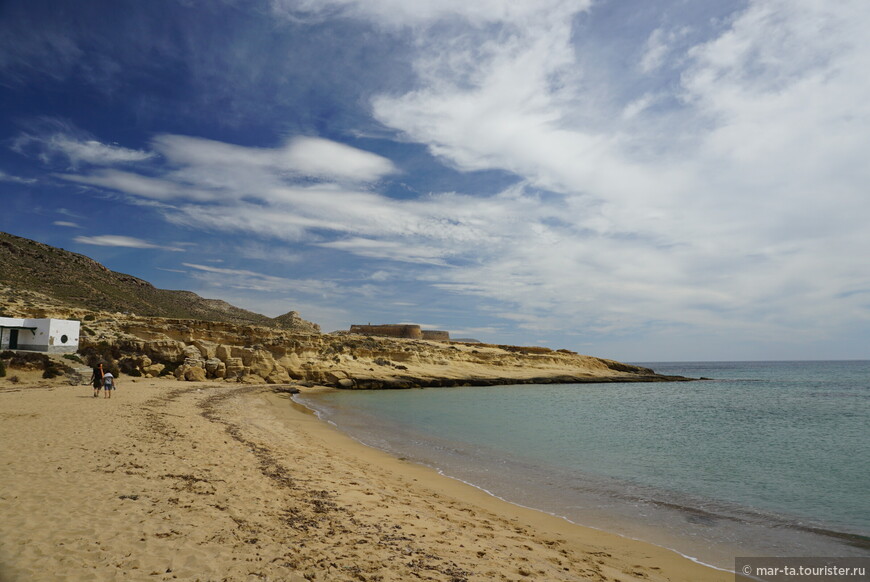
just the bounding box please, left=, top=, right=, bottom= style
left=152, top=134, right=396, bottom=183
left=0, top=170, right=37, bottom=184
left=639, top=26, right=689, bottom=74
left=52, top=221, right=81, bottom=228
left=281, top=137, right=397, bottom=182
left=59, top=169, right=220, bottom=201
left=56, top=208, right=83, bottom=219
left=183, top=262, right=338, bottom=296
left=317, top=237, right=448, bottom=265
left=43, top=0, right=870, bottom=355
left=231, top=242, right=301, bottom=264
left=13, top=126, right=154, bottom=168
left=272, top=0, right=589, bottom=28
left=361, top=0, right=870, bottom=343
left=74, top=235, right=185, bottom=252
left=639, top=28, right=669, bottom=74
left=57, top=134, right=397, bottom=209
left=49, top=135, right=155, bottom=166
left=183, top=263, right=278, bottom=277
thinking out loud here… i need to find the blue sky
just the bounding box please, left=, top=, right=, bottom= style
left=1, top=0, right=868, bottom=361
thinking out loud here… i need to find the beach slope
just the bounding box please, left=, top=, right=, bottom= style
left=0, top=378, right=728, bottom=581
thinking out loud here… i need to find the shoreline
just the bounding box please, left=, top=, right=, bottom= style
left=301, top=399, right=735, bottom=574
left=264, top=388, right=732, bottom=580
left=0, top=378, right=730, bottom=581
left=294, top=382, right=870, bottom=571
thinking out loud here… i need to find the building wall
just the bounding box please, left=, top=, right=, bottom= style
left=0, top=317, right=80, bottom=353
left=421, top=330, right=450, bottom=341
left=45, top=319, right=81, bottom=353
left=0, top=317, right=28, bottom=350
left=349, top=324, right=423, bottom=339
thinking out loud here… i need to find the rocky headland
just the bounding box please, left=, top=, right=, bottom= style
left=1, top=282, right=689, bottom=388
left=0, top=232, right=691, bottom=388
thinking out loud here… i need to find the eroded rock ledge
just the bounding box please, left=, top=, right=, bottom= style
left=73, top=314, right=692, bottom=388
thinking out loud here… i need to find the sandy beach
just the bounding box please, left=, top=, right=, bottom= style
left=0, top=376, right=730, bottom=581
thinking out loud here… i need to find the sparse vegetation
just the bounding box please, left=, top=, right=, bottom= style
left=42, top=363, right=63, bottom=379
left=0, top=350, right=77, bottom=380
left=0, top=232, right=319, bottom=332
left=79, top=342, right=121, bottom=364
left=4, top=351, right=48, bottom=370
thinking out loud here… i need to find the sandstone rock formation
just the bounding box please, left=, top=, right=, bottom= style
left=0, top=282, right=691, bottom=388
left=62, top=312, right=688, bottom=387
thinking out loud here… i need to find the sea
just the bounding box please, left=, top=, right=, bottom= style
left=294, top=361, right=870, bottom=570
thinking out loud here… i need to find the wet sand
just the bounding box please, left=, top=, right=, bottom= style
left=0, top=377, right=730, bottom=581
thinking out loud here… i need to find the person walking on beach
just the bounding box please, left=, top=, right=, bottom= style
left=102, top=371, right=116, bottom=398
left=90, top=365, right=103, bottom=398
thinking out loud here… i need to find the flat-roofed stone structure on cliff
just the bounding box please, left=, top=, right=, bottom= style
left=349, top=325, right=451, bottom=341
left=349, top=324, right=423, bottom=339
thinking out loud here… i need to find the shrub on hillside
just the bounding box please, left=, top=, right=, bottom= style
left=6, top=352, right=49, bottom=371
left=42, top=364, right=63, bottom=379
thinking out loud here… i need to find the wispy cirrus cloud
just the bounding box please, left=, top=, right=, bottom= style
left=316, top=237, right=449, bottom=265
left=0, top=170, right=37, bottom=184
left=58, top=169, right=219, bottom=201
left=183, top=262, right=339, bottom=296
left=271, top=0, right=588, bottom=28
left=55, top=133, right=398, bottom=206
left=152, top=134, right=396, bottom=184
left=12, top=121, right=155, bottom=168
left=45, top=135, right=155, bottom=166
left=74, top=235, right=185, bottom=252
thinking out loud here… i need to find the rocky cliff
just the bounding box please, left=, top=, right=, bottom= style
left=0, top=233, right=691, bottom=388
left=69, top=312, right=684, bottom=387
left=2, top=286, right=689, bottom=387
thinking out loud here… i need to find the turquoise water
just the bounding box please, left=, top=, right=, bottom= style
left=296, top=361, right=870, bottom=568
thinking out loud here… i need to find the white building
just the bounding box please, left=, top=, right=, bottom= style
left=0, top=317, right=80, bottom=353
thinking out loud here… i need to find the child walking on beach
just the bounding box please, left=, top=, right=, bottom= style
left=102, top=372, right=116, bottom=398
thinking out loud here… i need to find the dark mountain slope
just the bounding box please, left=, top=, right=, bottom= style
left=0, top=232, right=319, bottom=332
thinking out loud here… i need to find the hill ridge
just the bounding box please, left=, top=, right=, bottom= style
left=0, top=231, right=319, bottom=333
